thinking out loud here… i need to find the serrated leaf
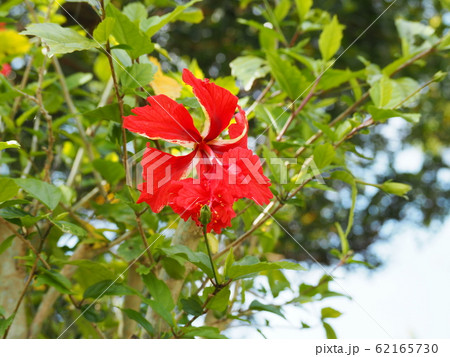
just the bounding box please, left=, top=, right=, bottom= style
left=230, top=56, right=270, bottom=91
left=267, top=51, right=305, bottom=100
left=123, top=2, right=148, bottom=24
left=15, top=178, right=61, bottom=210
left=106, top=3, right=154, bottom=59
left=313, top=143, right=335, bottom=169
left=22, top=23, right=99, bottom=55
left=119, top=63, right=156, bottom=89
left=93, top=17, right=115, bottom=43
left=319, top=16, right=345, bottom=61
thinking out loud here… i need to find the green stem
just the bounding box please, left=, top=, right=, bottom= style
left=202, top=226, right=219, bottom=286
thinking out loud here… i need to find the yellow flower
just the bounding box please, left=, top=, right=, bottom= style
left=149, top=56, right=182, bottom=99
left=0, top=30, right=31, bottom=62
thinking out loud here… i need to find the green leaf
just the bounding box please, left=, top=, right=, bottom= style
left=274, top=0, right=290, bottom=22
left=230, top=56, right=270, bottom=91
left=59, top=260, right=115, bottom=286
left=15, top=178, right=62, bottom=210
left=313, top=143, right=335, bottom=169
left=160, top=245, right=214, bottom=278
left=84, top=280, right=138, bottom=299
left=369, top=75, right=393, bottom=108
left=92, top=159, right=125, bottom=185
left=0, top=314, right=15, bottom=337
left=35, top=270, right=73, bottom=295
left=144, top=298, right=174, bottom=327
left=181, top=296, right=204, bottom=316
left=321, top=307, right=342, bottom=319
left=295, top=0, right=313, bottom=21
left=83, top=103, right=124, bottom=124
left=22, top=23, right=99, bottom=55
left=266, top=269, right=290, bottom=298
left=119, top=63, right=157, bottom=89
left=117, top=236, right=144, bottom=261
left=206, top=286, right=230, bottom=312
left=267, top=51, right=305, bottom=100
left=121, top=308, right=154, bottom=336
left=0, top=199, right=31, bottom=209
left=142, top=273, right=174, bottom=310
left=319, top=15, right=345, bottom=61
left=106, top=3, right=154, bottom=59
left=80, top=304, right=107, bottom=323
left=0, top=177, right=19, bottom=202
left=182, top=326, right=227, bottom=339
left=93, top=17, right=115, bottom=43
left=49, top=219, right=88, bottom=238
left=323, top=321, right=337, bottom=339
left=368, top=106, right=420, bottom=124
left=228, top=259, right=304, bottom=280
left=395, top=18, right=437, bottom=56
left=224, top=248, right=235, bottom=278
left=249, top=300, right=285, bottom=318
left=0, top=140, right=20, bottom=150
left=142, top=0, right=201, bottom=37
left=161, top=257, right=186, bottom=279
left=66, top=72, right=93, bottom=90
left=0, top=236, right=14, bottom=256
left=176, top=8, right=204, bottom=24
left=123, top=2, right=148, bottom=24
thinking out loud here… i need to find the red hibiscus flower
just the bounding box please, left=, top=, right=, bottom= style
left=123, top=69, right=272, bottom=232
left=0, top=63, right=11, bottom=77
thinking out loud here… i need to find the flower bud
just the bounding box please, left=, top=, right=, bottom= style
left=380, top=181, right=412, bottom=197
left=199, top=205, right=212, bottom=226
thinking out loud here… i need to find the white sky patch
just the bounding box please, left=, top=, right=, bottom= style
left=394, top=146, right=425, bottom=174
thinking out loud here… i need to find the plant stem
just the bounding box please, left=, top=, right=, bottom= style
left=202, top=226, right=219, bottom=286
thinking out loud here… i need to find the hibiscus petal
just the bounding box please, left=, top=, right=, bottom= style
left=208, top=107, right=248, bottom=155
left=182, top=69, right=238, bottom=142
left=137, top=145, right=198, bottom=212
left=222, top=147, right=273, bottom=205
left=169, top=178, right=236, bottom=234
left=123, top=94, right=202, bottom=148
